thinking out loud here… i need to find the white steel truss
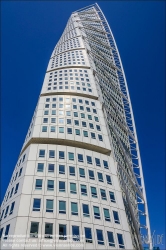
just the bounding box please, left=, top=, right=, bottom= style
left=73, top=3, right=152, bottom=250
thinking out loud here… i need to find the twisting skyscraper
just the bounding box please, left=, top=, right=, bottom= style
left=0, top=3, right=152, bottom=250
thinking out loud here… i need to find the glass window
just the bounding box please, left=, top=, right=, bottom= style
left=89, top=170, right=95, bottom=180
left=103, top=160, right=109, bottom=169
left=30, top=222, right=39, bottom=238
left=78, top=154, right=83, bottom=162
left=96, top=229, right=104, bottom=245
left=81, top=113, right=85, bottom=118
left=93, top=206, right=100, bottom=219
left=71, top=202, right=78, bottom=215
left=39, top=150, right=45, bottom=157
left=75, top=129, right=80, bottom=135
left=59, top=224, right=67, bottom=240
left=83, top=131, right=88, bottom=137
left=52, top=110, right=56, bottom=115
left=14, top=183, right=19, bottom=194
left=51, top=118, right=56, bottom=123
left=4, top=224, right=10, bottom=240
left=47, top=180, right=54, bottom=191
left=9, top=202, right=15, bottom=215
left=18, top=168, right=22, bottom=176
left=117, top=233, right=125, bottom=248
left=59, top=118, right=64, bottom=124
left=72, top=226, right=80, bottom=241
left=59, top=151, right=65, bottom=159
left=89, top=123, right=94, bottom=129
left=91, top=187, right=97, bottom=198
left=74, top=112, right=78, bottom=117
left=100, top=189, right=107, bottom=200
left=95, top=125, right=101, bottom=131
left=43, top=118, right=48, bottom=123
left=106, top=175, right=112, bottom=185
left=59, top=165, right=65, bottom=174
left=80, top=184, right=87, bottom=195
left=107, top=232, right=115, bottom=247
left=67, top=128, right=72, bottom=134
left=68, top=152, right=74, bottom=160
left=72, top=98, right=76, bottom=102
left=46, top=98, right=50, bottom=102
left=97, top=172, right=103, bottom=182
left=66, top=111, right=71, bottom=116
left=88, top=115, right=92, bottom=120
left=37, top=163, right=44, bottom=172
left=0, top=210, right=4, bottom=221
left=91, top=101, right=95, bottom=106
left=84, top=227, right=92, bottom=243
left=10, top=187, right=14, bottom=198
left=69, top=166, right=75, bottom=176
left=98, top=134, right=103, bottom=141
left=46, top=199, right=53, bottom=213
left=95, top=158, right=101, bottom=167
left=67, top=119, right=71, bottom=124
left=44, top=110, right=49, bottom=115
left=113, top=211, right=120, bottom=224
left=79, top=168, right=85, bottom=178
left=109, top=191, right=116, bottom=203
left=82, top=121, right=86, bottom=127
left=50, top=127, right=55, bottom=133
left=59, top=201, right=66, bottom=214
left=33, top=199, right=41, bottom=212
left=45, top=223, right=53, bottom=238
left=49, top=150, right=55, bottom=158
left=91, top=132, right=96, bottom=139
left=59, top=127, right=64, bottom=133
left=48, top=164, right=54, bottom=172
left=59, top=181, right=65, bottom=192
left=0, top=228, right=3, bottom=239
left=87, top=156, right=92, bottom=164
left=42, top=126, right=47, bottom=132
left=70, top=183, right=77, bottom=194
left=103, top=208, right=110, bottom=222
left=94, top=116, right=99, bottom=122
left=4, top=206, right=9, bottom=218
left=35, top=179, right=42, bottom=190
left=74, top=120, right=79, bottom=126
left=82, top=204, right=89, bottom=217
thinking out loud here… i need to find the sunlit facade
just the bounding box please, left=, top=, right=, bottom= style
left=0, top=4, right=151, bottom=249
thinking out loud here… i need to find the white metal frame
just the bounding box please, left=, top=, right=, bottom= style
left=75, top=3, right=152, bottom=249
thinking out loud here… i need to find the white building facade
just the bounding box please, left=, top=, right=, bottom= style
left=0, top=4, right=151, bottom=250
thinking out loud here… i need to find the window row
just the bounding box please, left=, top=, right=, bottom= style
left=41, top=126, right=103, bottom=140
left=32, top=198, right=119, bottom=223
left=43, top=118, right=101, bottom=130
left=0, top=201, right=15, bottom=221
left=44, top=104, right=96, bottom=112
left=45, top=97, right=95, bottom=106
left=38, top=150, right=109, bottom=168
left=43, top=112, right=100, bottom=124
left=47, top=86, right=92, bottom=92
left=49, top=68, right=88, bottom=75
left=0, top=222, right=125, bottom=248
left=37, top=163, right=112, bottom=184
left=35, top=180, right=116, bottom=202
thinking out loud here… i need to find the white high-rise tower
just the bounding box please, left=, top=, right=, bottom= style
left=0, top=4, right=152, bottom=250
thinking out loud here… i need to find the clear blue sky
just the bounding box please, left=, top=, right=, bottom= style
left=1, top=1, right=165, bottom=248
